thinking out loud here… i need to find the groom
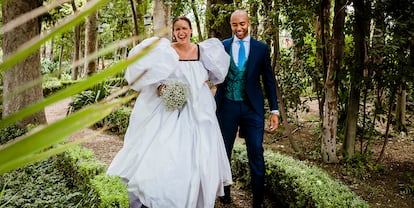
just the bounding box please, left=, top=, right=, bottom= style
left=215, top=9, right=280, bottom=208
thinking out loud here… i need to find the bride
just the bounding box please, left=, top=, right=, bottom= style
left=106, top=16, right=232, bottom=208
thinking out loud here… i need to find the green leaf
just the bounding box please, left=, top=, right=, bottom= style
left=0, top=38, right=159, bottom=129
left=0, top=94, right=135, bottom=174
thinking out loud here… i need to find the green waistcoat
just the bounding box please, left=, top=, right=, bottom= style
left=225, top=52, right=247, bottom=101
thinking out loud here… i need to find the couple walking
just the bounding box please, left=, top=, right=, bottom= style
left=107, top=9, right=280, bottom=208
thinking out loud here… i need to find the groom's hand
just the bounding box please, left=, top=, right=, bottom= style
left=268, top=114, right=279, bottom=132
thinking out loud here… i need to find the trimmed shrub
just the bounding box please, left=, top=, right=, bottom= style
left=0, top=157, right=86, bottom=207
left=0, top=124, right=28, bottom=145
left=55, top=146, right=106, bottom=186
left=97, top=106, right=132, bottom=135
left=55, top=146, right=128, bottom=207
left=232, top=143, right=369, bottom=208
left=90, top=175, right=128, bottom=208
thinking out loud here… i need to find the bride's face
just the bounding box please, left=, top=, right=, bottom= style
left=173, top=20, right=192, bottom=44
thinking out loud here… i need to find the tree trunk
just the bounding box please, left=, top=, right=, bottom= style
left=395, top=84, right=407, bottom=132
left=153, top=0, right=171, bottom=39
left=321, top=81, right=339, bottom=163
left=48, top=38, right=54, bottom=60
left=135, top=0, right=147, bottom=41
left=2, top=0, right=46, bottom=125
left=343, top=0, right=371, bottom=158
left=58, top=43, right=64, bottom=79
left=84, top=0, right=98, bottom=76
left=315, top=0, right=331, bottom=120
left=205, top=0, right=232, bottom=39
left=321, top=0, right=345, bottom=164
left=71, top=0, right=81, bottom=80
left=129, top=0, right=139, bottom=37
left=272, top=15, right=280, bottom=70
left=190, top=0, right=203, bottom=41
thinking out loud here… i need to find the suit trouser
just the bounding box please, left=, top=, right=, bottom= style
left=217, top=98, right=265, bottom=205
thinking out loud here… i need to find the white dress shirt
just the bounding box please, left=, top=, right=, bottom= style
left=232, top=35, right=251, bottom=67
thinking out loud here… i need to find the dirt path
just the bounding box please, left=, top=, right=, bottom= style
left=45, top=99, right=274, bottom=208
left=45, top=98, right=124, bottom=164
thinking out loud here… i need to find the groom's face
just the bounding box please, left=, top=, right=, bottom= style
left=230, top=12, right=250, bottom=40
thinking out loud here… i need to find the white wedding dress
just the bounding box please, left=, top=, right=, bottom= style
left=106, top=37, right=233, bottom=208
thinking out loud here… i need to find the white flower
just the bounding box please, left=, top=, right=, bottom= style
left=160, top=80, right=189, bottom=111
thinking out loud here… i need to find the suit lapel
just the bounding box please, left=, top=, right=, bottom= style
left=246, top=38, right=257, bottom=77
left=224, top=38, right=233, bottom=53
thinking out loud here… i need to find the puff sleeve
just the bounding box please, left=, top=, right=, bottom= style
left=125, top=37, right=179, bottom=91
left=199, top=38, right=230, bottom=85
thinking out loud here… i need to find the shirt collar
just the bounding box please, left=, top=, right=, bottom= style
left=233, top=35, right=251, bottom=43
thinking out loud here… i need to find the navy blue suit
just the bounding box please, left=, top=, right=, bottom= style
left=215, top=37, right=278, bottom=206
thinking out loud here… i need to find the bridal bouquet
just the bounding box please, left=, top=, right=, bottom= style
left=160, top=80, right=189, bottom=111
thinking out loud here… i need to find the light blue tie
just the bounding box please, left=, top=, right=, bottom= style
left=238, top=40, right=246, bottom=68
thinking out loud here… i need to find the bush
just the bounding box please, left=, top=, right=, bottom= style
left=41, top=58, right=59, bottom=75
left=231, top=143, right=369, bottom=208
left=90, top=175, right=128, bottom=208
left=0, top=124, right=28, bottom=145
left=67, top=81, right=113, bottom=114
left=0, top=145, right=128, bottom=207
left=42, top=75, right=65, bottom=96
left=55, top=146, right=128, bottom=207
left=55, top=146, right=106, bottom=186
left=0, top=157, right=86, bottom=207
left=97, top=106, right=132, bottom=134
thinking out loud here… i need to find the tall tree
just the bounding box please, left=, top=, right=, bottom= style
left=2, top=0, right=46, bottom=125
left=84, top=0, right=98, bottom=76
left=71, top=0, right=82, bottom=80
left=135, top=0, right=148, bottom=41
left=316, top=0, right=332, bottom=119
left=129, top=0, right=139, bottom=37
left=190, top=0, right=203, bottom=41
left=153, top=0, right=171, bottom=38
left=343, top=0, right=371, bottom=158
left=321, top=0, right=345, bottom=163
left=392, top=0, right=413, bottom=133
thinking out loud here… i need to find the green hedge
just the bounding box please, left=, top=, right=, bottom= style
left=42, top=75, right=78, bottom=97
left=96, top=106, right=132, bottom=135
left=231, top=143, right=369, bottom=208
left=91, top=175, right=129, bottom=208
left=56, top=146, right=128, bottom=207
left=0, top=124, right=28, bottom=145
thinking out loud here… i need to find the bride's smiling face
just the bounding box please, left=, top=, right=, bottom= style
left=173, top=19, right=192, bottom=43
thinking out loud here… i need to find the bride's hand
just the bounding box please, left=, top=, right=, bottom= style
left=157, top=84, right=164, bottom=96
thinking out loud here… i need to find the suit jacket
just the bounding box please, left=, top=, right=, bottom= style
left=215, top=37, right=279, bottom=117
